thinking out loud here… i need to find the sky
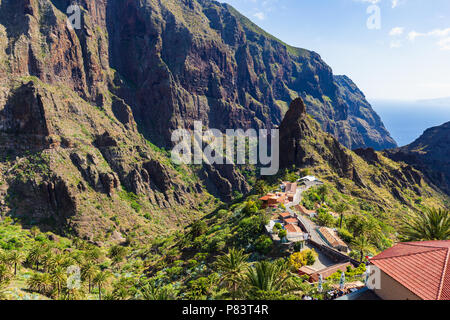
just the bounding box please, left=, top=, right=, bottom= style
left=218, top=0, right=450, bottom=101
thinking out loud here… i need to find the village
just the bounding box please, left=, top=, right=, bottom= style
left=259, top=175, right=365, bottom=298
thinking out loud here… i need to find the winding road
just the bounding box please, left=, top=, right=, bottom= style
left=285, top=185, right=328, bottom=247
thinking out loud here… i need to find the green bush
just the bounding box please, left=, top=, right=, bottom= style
left=337, top=228, right=353, bottom=243
left=254, top=235, right=273, bottom=255
left=278, top=229, right=287, bottom=239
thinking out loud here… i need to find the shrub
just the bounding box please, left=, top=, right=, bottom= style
left=191, top=220, right=208, bottom=238
left=254, top=235, right=273, bottom=255
left=288, top=249, right=318, bottom=271
left=288, top=252, right=307, bottom=271
left=337, top=228, right=353, bottom=243
left=187, top=259, right=198, bottom=269
left=243, top=201, right=259, bottom=216
left=304, top=249, right=317, bottom=265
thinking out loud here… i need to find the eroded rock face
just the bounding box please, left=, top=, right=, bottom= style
left=278, top=98, right=431, bottom=204
left=279, top=98, right=355, bottom=181
left=0, top=0, right=416, bottom=239
left=0, top=82, right=50, bottom=136
left=201, top=163, right=250, bottom=202
left=101, top=0, right=395, bottom=150
left=386, top=121, right=450, bottom=195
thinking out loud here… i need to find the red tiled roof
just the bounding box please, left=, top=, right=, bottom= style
left=371, top=240, right=450, bottom=300
left=285, top=224, right=302, bottom=234
left=318, top=227, right=347, bottom=248
left=296, top=205, right=316, bottom=215
left=284, top=218, right=298, bottom=224
left=279, top=212, right=291, bottom=218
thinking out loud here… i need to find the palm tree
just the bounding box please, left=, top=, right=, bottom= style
left=400, top=208, right=450, bottom=241
left=81, top=262, right=97, bottom=293
left=0, top=250, right=8, bottom=266
left=27, top=245, right=47, bottom=271
left=0, top=280, right=9, bottom=300
left=93, top=271, right=111, bottom=300
left=335, top=203, right=349, bottom=229
left=0, top=264, right=12, bottom=283
left=214, top=248, right=249, bottom=300
left=27, top=272, right=53, bottom=296
left=51, top=266, right=67, bottom=298
left=30, top=226, right=40, bottom=239
left=7, top=251, right=23, bottom=275
left=352, top=236, right=373, bottom=262
left=139, top=282, right=175, bottom=300
left=48, top=254, right=66, bottom=272
left=244, top=260, right=297, bottom=298
left=317, top=185, right=329, bottom=204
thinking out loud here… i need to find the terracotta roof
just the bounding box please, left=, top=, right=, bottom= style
left=299, top=266, right=317, bottom=275
left=285, top=224, right=302, bottom=234
left=296, top=205, right=316, bottom=215
left=371, top=240, right=450, bottom=300
left=318, top=227, right=347, bottom=248
left=310, top=262, right=352, bottom=282
left=279, top=212, right=291, bottom=218
left=284, top=218, right=298, bottom=224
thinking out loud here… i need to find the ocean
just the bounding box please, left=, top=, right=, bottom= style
left=370, top=99, right=450, bottom=147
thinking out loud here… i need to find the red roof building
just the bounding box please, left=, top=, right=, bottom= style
left=259, top=192, right=287, bottom=208
left=295, top=205, right=316, bottom=217
left=285, top=224, right=302, bottom=234
left=279, top=212, right=291, bottom=219
left=284, top=218, right=298, bottom=225
left=370, top=240, right=450, bottom=300
left=299, top=262, right=352, bottom=283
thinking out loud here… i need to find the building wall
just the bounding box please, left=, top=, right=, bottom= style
left=374, top=270, right=422, bottom=300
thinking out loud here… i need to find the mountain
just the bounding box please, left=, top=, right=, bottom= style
left=19, top=0, right=394, bottom=150
left=279, top=98, right=445, bottom=210
left=0, top=0, right=399, bottom=240
left=386, top=121, right=450, bottom=196
left=138, top=99, right=447, bottom=299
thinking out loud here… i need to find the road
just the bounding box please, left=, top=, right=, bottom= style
left=285, top=185, right=328, bottom=247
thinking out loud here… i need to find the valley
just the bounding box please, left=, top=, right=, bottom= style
left=0, top=0, right=448, bottom=301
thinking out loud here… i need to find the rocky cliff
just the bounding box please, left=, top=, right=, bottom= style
left=0, top=0, right=401, bottom=240
left=386, top=121, right=450, bottom=196
left=12, top=0, right=394, bottom=151
left=279, top=98, right=446, bottom=210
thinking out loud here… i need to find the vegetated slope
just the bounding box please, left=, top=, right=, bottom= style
left=140, top=99, right=447, bottom=299
left=0, top=0, right=217, bottom=241
left=0, top=78, right=215, bottom=242
left=386, top=121, right=450, bottom=196
left=279, top=98, right=447, bottom=212
left=0, top=0, right=396, bottom=239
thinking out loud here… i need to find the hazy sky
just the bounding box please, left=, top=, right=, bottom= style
left=219, top=0, right=450, bottom=101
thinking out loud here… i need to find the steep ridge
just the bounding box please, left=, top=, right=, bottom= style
left=279, top=98, right=447, bottom=211
left=0, top=0, right=422, bottom=241
left=18, top=0, right=395, bottom=150
left=0, top=0, right=255, bottom=240
left=386, top=121, right=450, bottom=196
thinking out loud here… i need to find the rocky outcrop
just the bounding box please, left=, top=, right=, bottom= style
left=386, top=121, right=450, bottom=195
left=334, top=76, right=397, bottom=150
left=278, top=98, right=437, bottom=207
left=279, top=98, right=355, bottom=181
left=201, top=164, right=250, bottom=201
left=96, top=0, right=395, bottom=150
